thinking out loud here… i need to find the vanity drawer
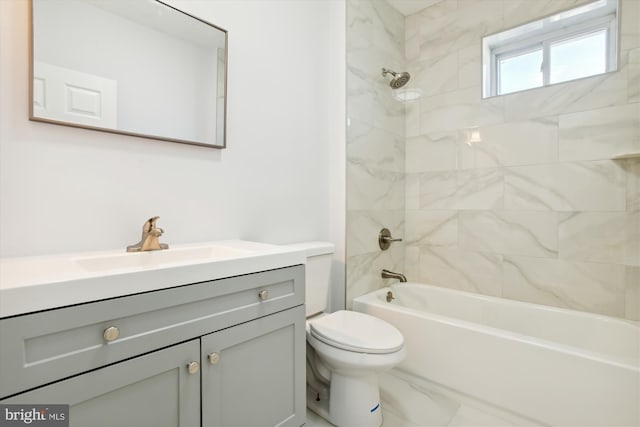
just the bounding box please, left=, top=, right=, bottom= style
left=0, top=265, right=304, bottom=398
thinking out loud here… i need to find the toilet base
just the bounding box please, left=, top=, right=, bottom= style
left=306, top=384, right=331, bottom=423
left=307, top=372, right=383, bottom=427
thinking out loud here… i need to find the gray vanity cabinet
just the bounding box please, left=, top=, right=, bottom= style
left=202, top=306, right=306, bottom=427
left=0, top=265, right=306, bottom=427
left=2, top=340, right=201, bottom=427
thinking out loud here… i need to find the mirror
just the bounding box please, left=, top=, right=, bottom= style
left=482, top=0, right=618, bottom=98
left=30, top=0, right=227, bottom=148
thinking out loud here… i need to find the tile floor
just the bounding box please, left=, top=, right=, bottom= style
left=304, top=369, right=538, bottom=427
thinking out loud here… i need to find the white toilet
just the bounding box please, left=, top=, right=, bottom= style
left=290, top=242, right=406, bottom=427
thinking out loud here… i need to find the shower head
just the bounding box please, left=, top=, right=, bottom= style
left=382, top=68, right=411, bottom=89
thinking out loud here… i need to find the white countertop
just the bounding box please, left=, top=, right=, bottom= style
left=0, top=240, right=306, bottom=318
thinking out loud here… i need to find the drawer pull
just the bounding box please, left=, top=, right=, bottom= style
left=187, top=361, right=200, bottom=374
left=208, top=352, right=220, bottom=364
left=103, top=326, right=120, bottom=342
left=258, top=290, right=269, bottom=301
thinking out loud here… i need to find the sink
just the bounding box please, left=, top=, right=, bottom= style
left=73, top=245, right=253, bottom=272
left=0, top=240, right=307, bottom=318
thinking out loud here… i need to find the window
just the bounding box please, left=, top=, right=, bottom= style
left=483, top=0, right=618, bottom=98
left=497, top=47, right=543, bottom=95
left=549, top=29, right=607, bottom=84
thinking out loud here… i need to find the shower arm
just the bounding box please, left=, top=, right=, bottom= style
left=381, top=68, right=397, bottom=77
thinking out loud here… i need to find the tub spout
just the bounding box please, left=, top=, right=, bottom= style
left=381, top=269, right=407, bottom=283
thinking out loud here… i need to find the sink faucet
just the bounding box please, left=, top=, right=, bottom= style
left=126, top=216, right=169, bottom=252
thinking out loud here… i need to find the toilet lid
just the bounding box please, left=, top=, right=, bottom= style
left=309, top=310, right=404, bottom=354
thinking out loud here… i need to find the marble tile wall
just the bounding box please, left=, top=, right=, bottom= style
left=346, top=0, right=406, bottom=308
left=404, top=0, right=640, bottom=320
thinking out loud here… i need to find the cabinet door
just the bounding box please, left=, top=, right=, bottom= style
left=202, top=306, right=306, bottom=427
left=2, top=340, right=200, bottom=427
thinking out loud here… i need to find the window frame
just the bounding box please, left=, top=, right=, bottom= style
left=493, top=43, right=543, bottom=96
left=483, top=0, right=618, bottom=98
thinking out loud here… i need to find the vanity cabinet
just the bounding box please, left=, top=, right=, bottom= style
left=2, top=340, right=201, bottom=427
left=0, top=265, right=306, bottom=427
left=202, top=307, right=305, bottom=427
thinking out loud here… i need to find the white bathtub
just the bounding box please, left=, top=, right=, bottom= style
left=353, top=283, right=640, bottom=427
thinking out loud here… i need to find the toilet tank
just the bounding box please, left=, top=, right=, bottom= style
left=287, top=242, right=334, bottom=317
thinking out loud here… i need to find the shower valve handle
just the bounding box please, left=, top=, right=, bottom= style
left=379, top=228, right=402, bottom=250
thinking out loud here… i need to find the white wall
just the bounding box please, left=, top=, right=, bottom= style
left=0, top=0, right=346, bottom=308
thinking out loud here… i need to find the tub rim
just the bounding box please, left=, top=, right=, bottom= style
left=353, top=283, right=640, bottom=372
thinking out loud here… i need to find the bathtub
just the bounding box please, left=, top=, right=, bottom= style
left=353, top=283, right=640, bottom=427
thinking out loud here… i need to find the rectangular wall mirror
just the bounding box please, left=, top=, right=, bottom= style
left=482, top=0, right=618, bottom=98
left=30, top=0, right=227, bottom=148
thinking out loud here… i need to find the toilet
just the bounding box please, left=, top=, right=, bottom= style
left=289, top=242, right=406, bottom=427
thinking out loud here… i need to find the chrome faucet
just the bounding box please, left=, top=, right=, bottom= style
left=381, top=269, right=407, bottom=283
left=126, top=216, right=169, bottom=252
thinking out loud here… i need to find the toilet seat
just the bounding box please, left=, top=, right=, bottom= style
left=309, top=310, right=403, bottom=354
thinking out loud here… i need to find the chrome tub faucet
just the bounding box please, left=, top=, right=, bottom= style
left=126, top=216, right=169, bottom=252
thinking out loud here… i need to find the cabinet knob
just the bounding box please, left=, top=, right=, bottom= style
left=258, top=290, right=269, bottom=301
left=187, top=361, right=200, bottom=374
left=208, top=352, right=220, bottom=364
left=103, top=326, right=120, bottom=342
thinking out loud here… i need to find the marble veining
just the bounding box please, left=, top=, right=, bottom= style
left=503, top=256, right=627, bottom=317
left=407, top=51, right=458, bottom=97
left=455, top=167, right=503, bottom=210
left=623, top=158, right=640, bottom=212
left=347, top=0, right=405, bottom=56
left=347, top=0, right=639, bottom=320
left=405, top=132, right=458, bottom=173
left=419, top=171, right=458, bottom=209
left=559, top=211, right=640, bottom=266
left=457, top=44, right=481, bottom=89
left=346, top=247, right=404, bottom=309
left=629, top=48, right=640, bottom=103
left=620, top=0, right=640, bottom=51
left=419, top=86, right=505, bottom=133
left=348, top=161, right=405, bottom=210
left=346, top=0, right=406, bottom=307
left=504, top=161, right=626, bottom=211
left=627, top=266, right=640, bottom=320
left=409, top=0, right=503, bottom=62
left=418, top=168, right=504, bottom=210
left=405, top=210, right=457, bottom=246
left=405, top=174, right=420, bottom=210
left=414, top=246, right=503, bottom=297
left=559, top=103, right=640, bottom=161
left=503, top=65, right=628, bottom=122
left=459, top=210, right=558, bottom=258
left=501, top=0, right=593, bottom=29
left=306, top=369, right=527, bottom=427
left=457, top=117, right=559, bottom=169
left=347, top=209, right=404, bottom=256
left=348, top=118, right=405, bottom=172
left=379, top=370, right=541, bottom=427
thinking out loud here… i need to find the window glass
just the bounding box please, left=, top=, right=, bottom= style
left=482, top=0, right=617, bottom=98
left=498, top=48, right=543, bottom=95
left=550, top=29, right=607, bottom=84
